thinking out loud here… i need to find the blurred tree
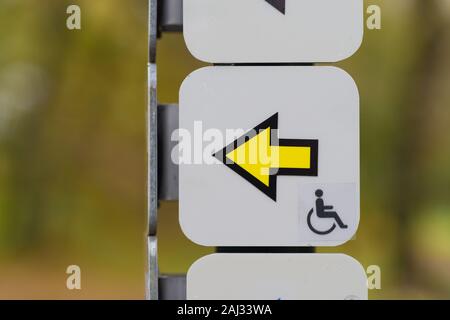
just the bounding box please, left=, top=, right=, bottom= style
left=392, top=0, right=449, bottom=287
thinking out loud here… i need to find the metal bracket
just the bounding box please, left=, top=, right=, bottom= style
left=147, top=236, right=158, bottom=300
left=158, top=0, right=183, bottom=33
left=158, top=105, right=179, bottom=201
left=159, top=275, right=187, bottom=300
left=148, top=63, right=158, bottom=237
left=149, top=0, right=157, bottom=63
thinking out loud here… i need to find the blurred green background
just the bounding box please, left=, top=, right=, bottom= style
left=0, top=0, right=449, bottom=299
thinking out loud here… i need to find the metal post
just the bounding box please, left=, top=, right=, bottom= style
left=147, top=0, right=184, bottom=300
left=147, top=0, right=158, bottom=300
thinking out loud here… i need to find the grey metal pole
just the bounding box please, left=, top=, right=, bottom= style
left=147, top=0, right=158, bottom=300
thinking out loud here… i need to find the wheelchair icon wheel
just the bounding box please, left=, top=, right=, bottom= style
left=307, top=208, right=337, bottom=235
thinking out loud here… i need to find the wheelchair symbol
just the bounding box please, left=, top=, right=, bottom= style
left=307, top=189, right=348, bottom=235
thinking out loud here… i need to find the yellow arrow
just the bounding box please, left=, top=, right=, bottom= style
left=214, top=113, right=318, bottom=201
left=226, top=127, right=313, bottom=187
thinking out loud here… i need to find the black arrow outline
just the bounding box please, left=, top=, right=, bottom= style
left=266, top=0, right=286, bottom=15
left=213, top=113, right=318, bottom=202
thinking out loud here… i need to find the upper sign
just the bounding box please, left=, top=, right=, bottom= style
left=179, top=66, right=359, bottom=246
left=187, top=254, right=368, bottom=300
left=183, top=0, right=364, bottom=63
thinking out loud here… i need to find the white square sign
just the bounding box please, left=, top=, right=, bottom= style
left=187, top=254, right=368, bottom=300
left=178, top=66, right=359, bottom=247
left=183, top=0, right=364, bottom=63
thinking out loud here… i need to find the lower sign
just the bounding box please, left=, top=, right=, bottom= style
left=179, top=66, right=359, bottom=246
left=187, top=254, right=368, bottom=300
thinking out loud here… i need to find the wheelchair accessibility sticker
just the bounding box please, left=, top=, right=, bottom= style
left=299, top=183, right=358, bottom=240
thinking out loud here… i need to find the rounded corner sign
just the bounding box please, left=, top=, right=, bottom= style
left=187, top=254, right=368, bottom=300
left=183, top=0, right=364, bottom=63
left=178, top=66, right=360, bottom=247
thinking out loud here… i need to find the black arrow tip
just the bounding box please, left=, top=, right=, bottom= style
left=266, top=0, right=286, bottom=14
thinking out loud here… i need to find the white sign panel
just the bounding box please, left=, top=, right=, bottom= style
left=179, top=66, right=359, bottom=247
left=183, top=0, right=364, bottom=63
left=187, top=254, right=368, bottom=300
